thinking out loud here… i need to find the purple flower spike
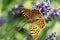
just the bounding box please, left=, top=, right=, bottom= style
left=46, top=32, right=56, bottom=40
left=0, top=16, right=6, bottom=26
left=41, top=1, right=50, bottom=15
left=52, top=32, right=56, bottom=37
left=52, top=9, right=60, bottom=16
left=45, top=7, right=60, bottom=23
left=35, top=2, right=41, bottom=9
left=14, top=2, right=23, bottom=9
left=42, top=1, right=48, bottom=6
left=57, top=8, right=60, bottom=14
left=35, top=0, right=51, bottom=15
left=57, top=9, right=60, bottom=13
left=50, top=13, right=55, bottom=19
left=12, top=2, right=23, bottom=14
left=27, top=33, right=32, bottom=40
left=14, top=4, right=19, bottom=9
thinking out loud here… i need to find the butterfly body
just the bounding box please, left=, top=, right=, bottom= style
left=19, top=7, right=45, bottom=40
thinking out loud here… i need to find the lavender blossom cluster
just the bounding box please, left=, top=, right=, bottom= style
left=8, top=2, right=23, bottom=16
left=45, top=8, right=60, bottom=23
left=46, top=32, right=56, bottom=40
left=35, top=0, right=50, bottom=15
left=13, top=3, right=23, bottom=14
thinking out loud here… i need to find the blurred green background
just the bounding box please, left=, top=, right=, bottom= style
left=0, top=0, right=60, bottom=40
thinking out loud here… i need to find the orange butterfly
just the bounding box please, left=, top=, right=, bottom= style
left=19, top=7, right=45, bottom=40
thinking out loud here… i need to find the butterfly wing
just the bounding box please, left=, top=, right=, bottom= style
left=29, top=18, right=45, bottom=40
left=30, top=9, right=42, bottom=19
left=19, top=7, right=45, bottom=40
left=20, top=7, right=42, bottom=20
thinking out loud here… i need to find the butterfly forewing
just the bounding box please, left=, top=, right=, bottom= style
left=20, top=7, right=42, bottom=20
left=30, top=9, right=42, bottom=19
left=20, top=7, right=30, bottom=19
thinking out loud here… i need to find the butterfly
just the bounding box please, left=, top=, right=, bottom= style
left=19, top=7, right=45, bottom=40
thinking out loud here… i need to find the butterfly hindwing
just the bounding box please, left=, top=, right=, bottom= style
left=30, top=18, right=45, bottom=40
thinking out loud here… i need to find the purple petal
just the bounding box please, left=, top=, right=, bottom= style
left=46, top=32, right=56, bottom=40
left=0, top=16, right=6, bottom=26
left=14, top=4, right=19, bottom=9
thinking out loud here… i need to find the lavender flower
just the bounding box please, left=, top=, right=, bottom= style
left=35, top=0, right=51, bottom=15
left=35, top=2, right=41, bottom=9
left=45, top=8, right=60, bottom=23
left=46, top=32, right=56, bottom=40
left=0, top=16, right=6, bottom=26
left=27, top=33, right=32, bottom=40
left=12, top=2, right=23, bottom=15
left=45, top=13, right=56, bottom=23
left=54, top=9, right=60, bottom=16
left=8, top=2, right=24, bottom=22
left=57, top=8, right=60, bottom=13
